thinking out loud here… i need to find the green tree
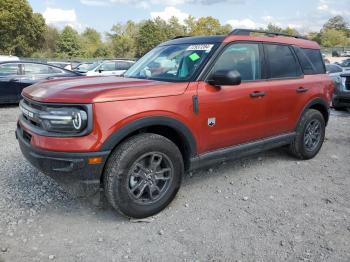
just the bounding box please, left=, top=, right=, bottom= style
left=93, top=44, right=112, bottom=58
left=82, top=27, right=102, bottom=57
left=0, top=0, right=46, bottom=56
left=42, top=26, right=60, bottom=57
left=108, top=21, right=139, bottom=58
left=265, top=23, right=283, bottom=33
left=308, top=32, right=322, bottom=44
left=167, top=17, right=186, bottom=37
left=135, top=19, right=168, bottom=57
left=136, top=20, right=159, bottom=57
left=188, top=16, right=230, bottom=36
left=184, top=15, right=196, bottom=34
left=321, top=28, right=350, bottom=47
left=56, top=26, right=84, bottom=58
left=323, top=16, right=348, bottom=31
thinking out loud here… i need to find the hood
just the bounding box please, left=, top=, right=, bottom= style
left=22, top=76, right=189, bottom=104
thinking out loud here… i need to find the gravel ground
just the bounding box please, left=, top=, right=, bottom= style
left=0, top=105, right=349, bottom=262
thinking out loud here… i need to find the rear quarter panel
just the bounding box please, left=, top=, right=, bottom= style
left=294, top=74, right=333, bottom=126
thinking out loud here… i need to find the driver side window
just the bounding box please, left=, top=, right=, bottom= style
left=100, top=62, right=116, bottom=71
left=212, top=43, right=262, bottom=81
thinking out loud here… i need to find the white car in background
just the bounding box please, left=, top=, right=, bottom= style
left=0, top=55, right=19, bottom=62
left=83, top=60, right=135, bottom=76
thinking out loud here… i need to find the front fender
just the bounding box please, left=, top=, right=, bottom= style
left=100, top=115, right=197, bottom=157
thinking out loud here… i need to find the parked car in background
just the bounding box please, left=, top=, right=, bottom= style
left=326, top=63, right=343, bottom=76
left=342, top=51, right=350, bottom=57
left=326, top=64, right=344, bottom=110
left=0, top=61, right=81, bottom=104
left=335, top=58, right=350, bottom=71
left=82, top=60, right=135, bottom=76
left=0, top=55, right=19, bottom=62
left=47, top=61, right=72, bottom=70
left=73, top=62, right=93, bottom=72
left=332, top=72, right=350, bottom=112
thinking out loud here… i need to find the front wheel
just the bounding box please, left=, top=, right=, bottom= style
left=288, top=109, right=325, bottom=160
left=103, top=133, right=184, bottom=218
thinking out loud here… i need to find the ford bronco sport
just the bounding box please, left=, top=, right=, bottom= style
left=17, top=29, right=333, bottom=218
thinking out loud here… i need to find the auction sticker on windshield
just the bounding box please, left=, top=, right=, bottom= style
left=186, top=44, right=214, bottom=53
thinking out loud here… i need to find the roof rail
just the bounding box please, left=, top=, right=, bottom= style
left=229, top=28, right=307, bottom=39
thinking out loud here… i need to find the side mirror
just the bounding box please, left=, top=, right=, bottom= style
left=98, top=69, right=104, bottom=73
left=208, top=70, right=241, bottom=86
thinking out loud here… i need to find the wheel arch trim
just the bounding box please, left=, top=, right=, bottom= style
left=298, top=97, right=330, bottom=127
left=100, top=116, right=197, bottom=157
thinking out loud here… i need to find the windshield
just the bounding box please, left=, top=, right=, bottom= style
left=124, top=43, right=217, bottom=82
left=76, top=63, right=92, bottom=71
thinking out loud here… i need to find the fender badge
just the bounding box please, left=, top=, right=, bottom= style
left=208, top=117, right=216, bottom=127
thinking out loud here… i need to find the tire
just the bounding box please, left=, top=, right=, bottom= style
left=288, top=109, right=325, bottom=160
left=103, top=133, right=184, bottom=218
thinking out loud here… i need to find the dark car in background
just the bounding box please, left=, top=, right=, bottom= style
left=326, top=64, right=350, bottom=111
left=335, top=58, right=350, bottom=71
left=0, top=61, right=81, bottom=104
left=333, top=72, right=350, bottom=112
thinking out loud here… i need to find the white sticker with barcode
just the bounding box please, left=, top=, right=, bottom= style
left=186, top=44, right=214, bottom=52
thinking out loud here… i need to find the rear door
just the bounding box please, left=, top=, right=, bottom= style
left=262, top=43, right=307, bottom=136
left=0, top=63, right=21, bottom=103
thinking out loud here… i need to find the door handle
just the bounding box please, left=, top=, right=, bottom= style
left=296, top=87, right=309, bottom=93
left=9, top=78, right=20, bottom=82
left=250, top=91, right=266, bottom=98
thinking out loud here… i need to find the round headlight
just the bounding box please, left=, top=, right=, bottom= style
left=72, top=111, right=82, bottom=130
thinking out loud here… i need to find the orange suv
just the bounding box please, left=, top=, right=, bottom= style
left=16, top=29, right=333, bottom=218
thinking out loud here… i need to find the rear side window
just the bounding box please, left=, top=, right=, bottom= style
left=293, top=47, right=315, bottom=75
left=302, top=49, right=325, bottom=74
left=265, top=44, right=302, bottom=79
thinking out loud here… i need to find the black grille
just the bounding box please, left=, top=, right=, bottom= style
left=20, top=98, right=46, bottom=130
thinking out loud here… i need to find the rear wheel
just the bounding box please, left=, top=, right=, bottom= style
left=288, top=109, right=325, bottom=160
left=103, top=133, right=184, bottom=218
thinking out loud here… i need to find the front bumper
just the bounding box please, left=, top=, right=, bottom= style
left=16, top=125, right=110, bottom=197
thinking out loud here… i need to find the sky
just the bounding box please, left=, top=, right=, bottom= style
left=28, top=0, right=350, bottom=34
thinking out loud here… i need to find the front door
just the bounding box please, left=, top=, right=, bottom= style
left=197, top=42, right=269, bottom=153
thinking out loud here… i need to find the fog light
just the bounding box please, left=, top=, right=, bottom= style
left=88, top=157, right=103, bottom=165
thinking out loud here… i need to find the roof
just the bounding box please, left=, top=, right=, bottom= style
left=159, top=32, right=320, bottom=50
left=224, top=35, right=320, bottom=49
